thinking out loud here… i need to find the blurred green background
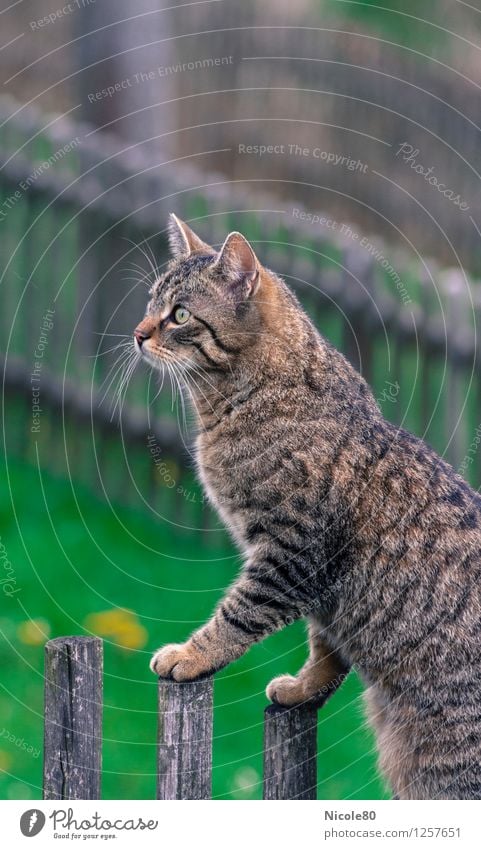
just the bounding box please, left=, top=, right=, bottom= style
left=0, top=453, right=386, bottom=801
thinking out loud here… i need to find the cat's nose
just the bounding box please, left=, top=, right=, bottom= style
left=134, top=327, right=150, bottom=347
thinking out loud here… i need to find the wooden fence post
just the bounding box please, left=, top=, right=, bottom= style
left=263, top=703, right=318, bottom=800
left=43, top=636, right=103, bottom=800
left=157, top=678, right=213, bottom=799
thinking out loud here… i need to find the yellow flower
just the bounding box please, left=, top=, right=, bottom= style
left=0, top=750, right=12, bottom=771
left=17, top=618, right=51, bottom=646
left=83, top=608, right=147, bottom=649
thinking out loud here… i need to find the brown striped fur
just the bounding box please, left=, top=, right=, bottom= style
left=136, top=215, right=481, bottom=800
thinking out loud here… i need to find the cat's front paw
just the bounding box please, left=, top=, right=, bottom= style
left=266, top=674, right=305, bottom=707
left=150, top=641, right=208, bottom=681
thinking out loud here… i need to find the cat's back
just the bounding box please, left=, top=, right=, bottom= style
left=358, top=420, right=481, bottom=567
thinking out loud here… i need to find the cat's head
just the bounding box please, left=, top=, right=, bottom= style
left=133, top=215, right=266, bottom=374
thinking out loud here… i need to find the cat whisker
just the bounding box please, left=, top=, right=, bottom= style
left=166, top=360, right=190, bottom=438
left=117, top=356, right=140, bottom=422
left=87, top=340, right=132, bottom=359
left=148, top=363, right=167, bottom=408
left=139, top=238, right=162, bottom=282
left=93, top=332, right=132, bottom=339
left=124, top=259, right=155, bottom=280
left=172, top=364, right=190, bottom=437
left=120, top=274, right=152, bottom=290
left=100, top=341, right=137, bottom=407
left=110, top=351, right=139, bottom=421
left=164, top=356, right=220, bottom=430
left=122, top=236, right=160, bottom=285
left=97, top=344, right=136, bottom=402
left=187, top=363, right=229, bottom=409
left=183, top=369, right=216, bottom=413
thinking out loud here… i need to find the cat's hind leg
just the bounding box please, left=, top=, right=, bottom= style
left=266, top=617, right=349, bottom=707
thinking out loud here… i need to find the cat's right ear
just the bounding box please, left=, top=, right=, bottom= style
left=213, top=232, right=260, bottom=299
left=167, top=213, right=211, bottom=258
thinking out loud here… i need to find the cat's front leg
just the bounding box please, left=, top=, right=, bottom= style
left=266, top=616, right=349, bottom=706
left=150, top=561, right=303, bottom=680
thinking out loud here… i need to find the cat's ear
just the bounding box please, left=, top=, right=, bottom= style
left=213, top=232, right=260, bottom=298
left=168, top=213, right=211, bottom=258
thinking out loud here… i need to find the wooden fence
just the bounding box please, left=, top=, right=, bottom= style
left=170, top=3, right=481, bottom=273
left=43, top=636, right=318, bottom=801
left=2, top=2, right=480, bottom=270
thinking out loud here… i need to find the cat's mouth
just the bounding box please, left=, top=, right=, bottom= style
left=135, top=340, right=161, bottom=369
left=133, top=336, right=179, bottom=372
left=133, top=333, right=154, bottom=363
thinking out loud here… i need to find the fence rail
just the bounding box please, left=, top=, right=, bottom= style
left=2, top=3, right=480, bottom=269
left=42, top=636, right=323, bottom=800
left=170, top=5, right=481, bottom=272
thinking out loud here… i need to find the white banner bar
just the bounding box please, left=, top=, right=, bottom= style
left=1, top=799, right=479, bottom=848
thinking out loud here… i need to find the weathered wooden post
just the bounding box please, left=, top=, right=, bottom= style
left=43, top=636, right=103, bottom=800
left=263, top=703, right=318, bottom=800
left=157, top=678, right=213, bottom=799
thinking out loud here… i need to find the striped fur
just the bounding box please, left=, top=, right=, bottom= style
left=137, top=216, right=481, bottom=800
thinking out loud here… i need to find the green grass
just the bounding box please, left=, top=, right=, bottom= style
left=0, top=453, right=388, bottom=800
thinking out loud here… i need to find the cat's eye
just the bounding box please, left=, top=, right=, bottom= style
left=173, top=306, right=191, bottom=325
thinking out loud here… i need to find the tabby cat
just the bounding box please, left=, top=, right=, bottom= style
left=133, top=214, right=481, bottom=800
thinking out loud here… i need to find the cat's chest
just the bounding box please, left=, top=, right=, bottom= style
left=195, top=433, right=263, bottom=537
left=196, top=430, right=275, bottom=503
left=196, top=445, right=243, bottom=513
left=196, top=451, right=248, bottom=548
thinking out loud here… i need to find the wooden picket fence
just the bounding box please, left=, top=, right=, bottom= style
left=43, top=636, right=318, bottom=801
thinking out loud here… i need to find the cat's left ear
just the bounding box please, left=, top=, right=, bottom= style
left=168, top=213, right=211, bottom=258
left=213, top=232, right=260, bottom=298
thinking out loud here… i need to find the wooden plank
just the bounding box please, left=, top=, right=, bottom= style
left=263, top=702, right=318, bottom=800
left=43, top=636, right=103, bottom=800
left=157, top=678, right=213, bottom=800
